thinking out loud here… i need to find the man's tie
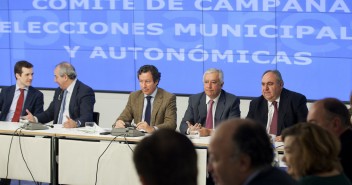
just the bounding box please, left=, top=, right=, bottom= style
left=58, top=90, right=67, bottom=124
left=12, top=89, right=25, bottom=122
left=269, top=101, right=278, bottom=135
left=205, top=100, right=214, bottom=129
left=144, top=96, right=152, bottom=125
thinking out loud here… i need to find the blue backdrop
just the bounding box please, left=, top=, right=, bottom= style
left=1, top=0, right=351, bottom=101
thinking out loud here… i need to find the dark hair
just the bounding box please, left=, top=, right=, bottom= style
left=232, top=119, right=274, bottom=167
left=262, top=70, right=284, bottom=84
left=14, top=60, right=33, bottom=79
left=56, top=62, right=77, bottom=80
left=319, top=98, right=351, bottom=127
left=133, top=129, right=197, bottom=185
left=137, top=65, right=161, bottom=84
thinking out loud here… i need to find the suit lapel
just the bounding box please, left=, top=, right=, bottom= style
left=198, top=93, right=207, bottom=125
left=215, top=93, right=225, bottom=125
left=53, top=88, right=63, bottom=124
left=277, top=89, right=288, bottom=131
left=69, top=81, right=80, bottom=118
left=22, top=87, right=33, bottom=115
left=151, top=89, right=163, bottom=126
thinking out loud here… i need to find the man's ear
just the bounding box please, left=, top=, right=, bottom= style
left=15, top=73, right=21, bottom=80
left=331, top=116, right=341, bottom=131
left=238, top=154, right=251, bottom=172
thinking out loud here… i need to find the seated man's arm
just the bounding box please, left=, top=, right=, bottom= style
left=295, top=95, right=308, bottom=122
left=228, top=96, right=241, bottom=118
left=154, top=94, right=177, bottom=130
left=114, top=93, right=135, bottom=127
left=74, top=87, right=96, bottom=127
left=32, top=91, right=44, bottom=115
left=180, top=96, right=195, bottom=134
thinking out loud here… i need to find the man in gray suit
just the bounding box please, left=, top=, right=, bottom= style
left=180, top=68, right=240, bottom=136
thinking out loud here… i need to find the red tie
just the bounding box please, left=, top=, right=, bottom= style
left=206, top=100, right=214, bottom=129
left=12, top=89, right=25, bottom=122
left=269, top=101, right=278, bottom=135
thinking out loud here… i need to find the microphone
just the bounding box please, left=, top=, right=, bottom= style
left=131, top=122, right=137, bottom=128
left=125, top=122, right=137, bottom=128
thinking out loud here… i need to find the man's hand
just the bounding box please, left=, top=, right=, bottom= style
left=198, top=128, right=212, bottom=137
left=114, top=120, right=126, bottom=128
left=187, top=121, right=201, bottom=132
left=63, top=116, right=78, bottom=128
left=25, top=109, right=36, bottom=123
left=275, top=135, right=282, bottom=142
left=136, top=121, right=155, bottom=133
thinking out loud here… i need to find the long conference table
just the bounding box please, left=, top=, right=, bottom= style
left=0, top=121, right=209, bottom=185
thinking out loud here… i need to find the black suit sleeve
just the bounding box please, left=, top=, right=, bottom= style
left=246, top=100, right=256, bottom=119
left=180, top=96, right=195, bottom=134
left=228, top=97, right=241, bottom=118
left=294, top=94, right=308, bottom=123
left=74, top=86, right=95, bottom=127
left=31, top=91, right=44, bottom=115
left=36, top=89, right=60, bottom=124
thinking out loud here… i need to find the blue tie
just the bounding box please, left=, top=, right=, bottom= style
left=144, top=96, right=152, bottom=125
left=58, top=90, right=67, bottom=124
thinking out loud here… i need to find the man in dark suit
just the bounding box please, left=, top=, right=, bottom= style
left=246, top=70, right=308, bottom=141
left=0, top=61, right=44, bottom=185
left=0, top=61, right=44, bottom=121
left=307, top=98, right=352, bottom=182
left=208, top=118, right=297, bottom=185
left=26, top=62, right=95, bottom=128
left=114, top=65, right=177, bottom=133
left=180, top=68, right=240, bottom=136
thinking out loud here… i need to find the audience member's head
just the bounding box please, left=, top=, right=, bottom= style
left=261, top=70, right=284, bottom=102
left=282, top=123, right=341, bottom=180
left=208, top=118, right=274, bottom=185
left=203, top=68, right=224, bottom=99
left=133, top=129, right=197, bottom=185
left=307, top=98, right=351, bottom=136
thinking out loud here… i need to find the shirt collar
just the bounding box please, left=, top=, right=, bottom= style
left=144, top=87, right=158, bottom=98
left=15, top=84, right=28, bottom=91
left=65, top=79, right=77, bottom=93
left=206, top=91, right=221, bottom=104
left=267, top=97, right=280, bottom=106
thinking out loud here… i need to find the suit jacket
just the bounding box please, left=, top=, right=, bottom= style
left=179, top=90, right=241, bottom=134
left=246, top=88, right=308, bottom=135
left=340, top=128, right=352, bottom=182
left=248, top=166, right=297, bottom=185
left=36, top=80, right=95, bottom=126
left=0, top=85, right=44, bottom=121
left=117, top=88, right=177, bottom=130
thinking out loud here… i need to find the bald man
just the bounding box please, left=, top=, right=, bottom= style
left=208, top=118, right=296, bottom=185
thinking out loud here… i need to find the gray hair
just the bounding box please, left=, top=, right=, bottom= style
left=262, top=70, right=283, bottom=84
left=203, top=68, right=224, bottom=84
left=56, top=62, right=77, bottom=80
